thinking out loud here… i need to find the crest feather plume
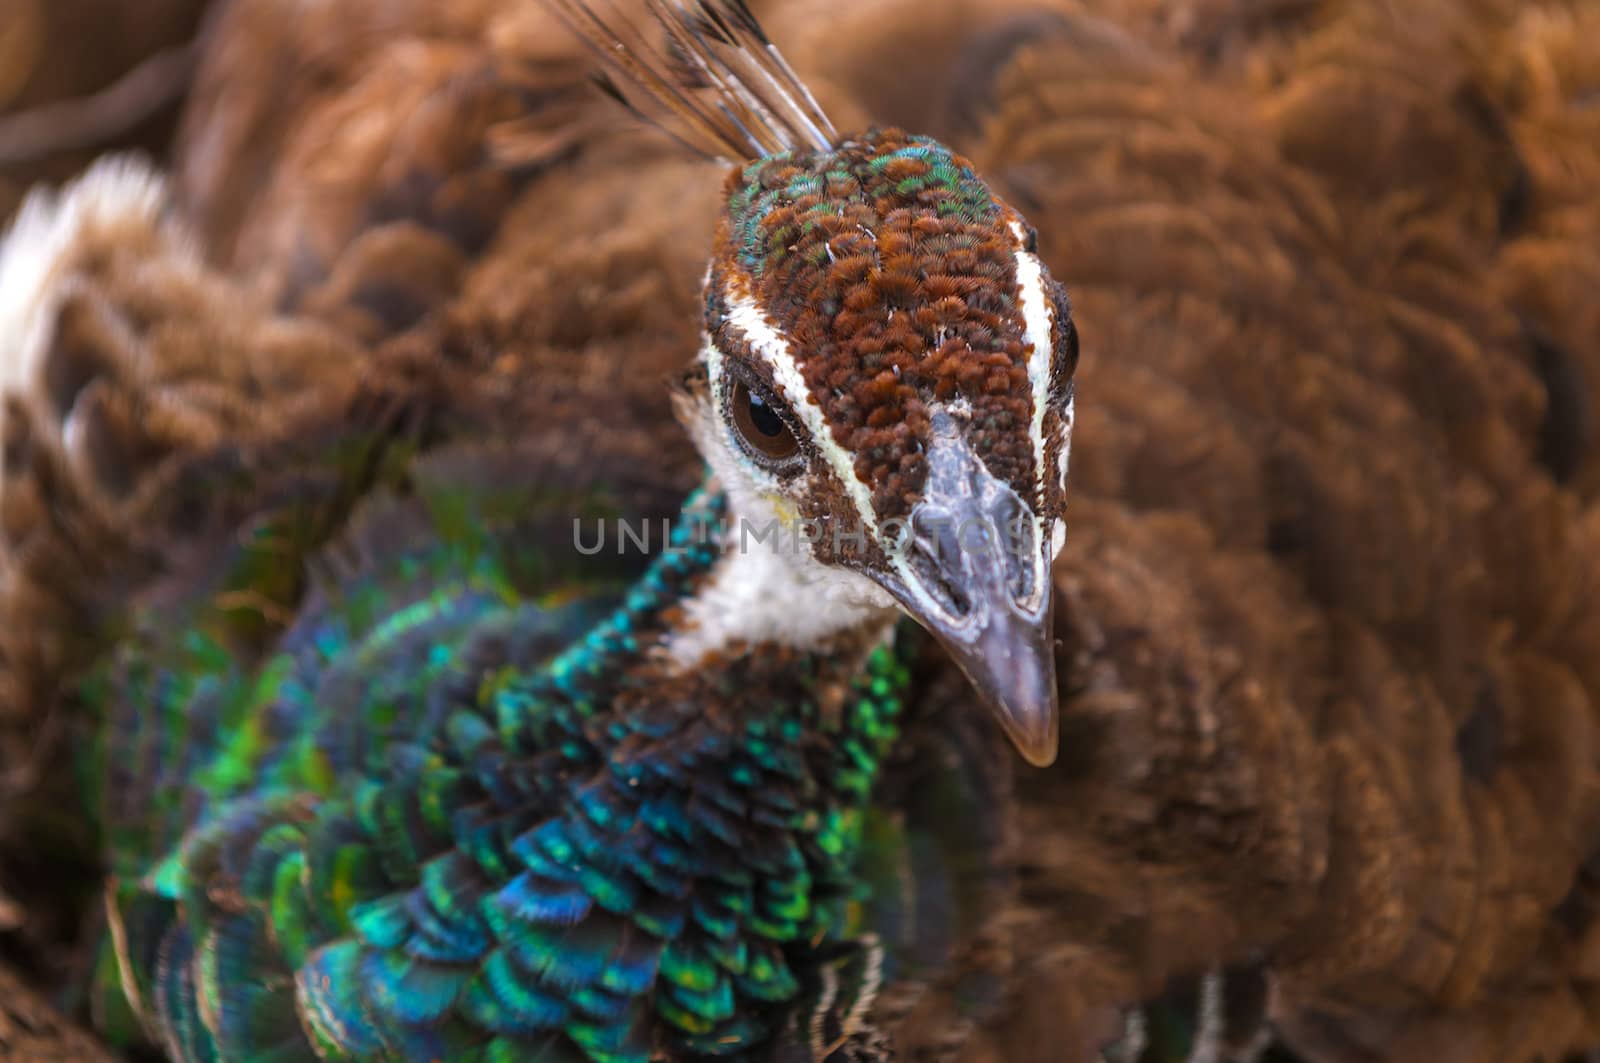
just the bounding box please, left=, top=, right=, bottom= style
left=544, top=0, right=837, bottom=160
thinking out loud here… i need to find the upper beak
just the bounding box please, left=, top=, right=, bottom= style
left=877, top=415, right=1059, bottom=767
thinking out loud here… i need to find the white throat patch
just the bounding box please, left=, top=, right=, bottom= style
left=664, top=325, right=896, bottom=668
left=661, top=508, right=895, bottom=667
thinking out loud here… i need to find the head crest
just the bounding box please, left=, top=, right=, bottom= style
left=544, top=0, right=837, bottom=160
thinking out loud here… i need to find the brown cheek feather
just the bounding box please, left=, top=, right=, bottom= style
left=795, top=470, right=890, bottom=570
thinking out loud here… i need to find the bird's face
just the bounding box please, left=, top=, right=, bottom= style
left=674, top=129, right=1078, bottom=766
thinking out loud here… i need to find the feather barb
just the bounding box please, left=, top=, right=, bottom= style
left=541, top=0, right=836, bottom=160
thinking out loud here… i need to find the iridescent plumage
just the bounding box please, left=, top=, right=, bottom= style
left=89, top=475, right=933, bottom=1061
left=75, top=2, right=1079, bottom=1060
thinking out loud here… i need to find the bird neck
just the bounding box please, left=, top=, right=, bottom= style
left=469, top=484, right=915, bottom=1054
left=496, top=481, right=910, bottom=836
left=656, top=474, right=900, bottom=668
left=98, top=481, right=921, bottom=1063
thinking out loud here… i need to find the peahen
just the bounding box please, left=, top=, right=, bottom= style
left=6, top=0, right=1600, bottom=1060
left=3, top=1, right=1081, bottom=1060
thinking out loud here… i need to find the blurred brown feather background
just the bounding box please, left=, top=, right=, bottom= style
left=1, top=0, right=1599, bottom=1059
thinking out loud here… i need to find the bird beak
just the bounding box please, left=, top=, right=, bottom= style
left=878, top=416, right=1059, bottom=767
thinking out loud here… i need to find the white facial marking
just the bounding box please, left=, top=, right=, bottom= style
left=662, top=517, right=895, bottom=667
left=700, top=333, right=785, bottom=498
left=1052, top=394, right=1073, bottom=558
left=1009, top=219, right=1069, bottom=571
left=719, top=286, right=970, bottom=639
left=721, top=287, right=881, bottom=539
left=1058, top=394, right=1074, bottom=492
left=664, top=331, right=895, bottom=667
left=1009, top=219, right=1056, bottom=488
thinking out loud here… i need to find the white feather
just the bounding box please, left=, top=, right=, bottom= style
left=0, top=155, right=177, bottom=488
left=1009, top=220, right=1057, bottom=491
left=1011, top=219, right=1072, bottom=574
left=0, top=156, right=168, bottom=399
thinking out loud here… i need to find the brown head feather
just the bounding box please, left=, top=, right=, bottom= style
left=707, top=128, right=1074, bottom=524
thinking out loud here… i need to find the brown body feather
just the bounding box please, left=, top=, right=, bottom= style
left=956, top=2, right=1600, bottom=1059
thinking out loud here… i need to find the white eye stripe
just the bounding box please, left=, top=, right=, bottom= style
left=1009, top=220, right=1075, bottom=572
left=1059, top=394, right=1074, bottom=490
left=1009, top=219, right=1058, bottom=494
left=717, top=287, right=883, bottom=538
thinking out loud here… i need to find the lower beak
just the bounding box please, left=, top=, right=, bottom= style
left=878, top=418, right=1059, bottom=767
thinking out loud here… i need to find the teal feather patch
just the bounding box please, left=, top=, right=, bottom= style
left=84, top=477, right=947, bottom=1061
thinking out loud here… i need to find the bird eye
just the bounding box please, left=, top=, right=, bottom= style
left=730, top=378, right=801, bottom=466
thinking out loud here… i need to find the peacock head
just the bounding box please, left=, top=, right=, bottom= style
left=554, top=1, right=1078, bottom=767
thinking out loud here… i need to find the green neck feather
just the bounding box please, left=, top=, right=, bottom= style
left=95, top=483, right=918, bottom=1062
